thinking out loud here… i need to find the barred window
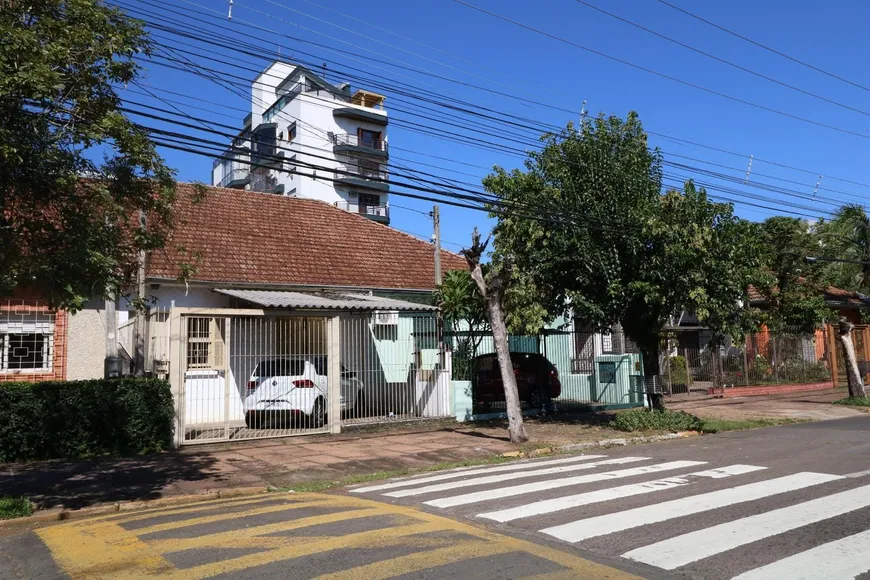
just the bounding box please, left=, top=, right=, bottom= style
left=0, top=312, right=55, bottom=372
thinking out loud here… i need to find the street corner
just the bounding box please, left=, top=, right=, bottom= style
left=28, top=492, right=640, bottom=579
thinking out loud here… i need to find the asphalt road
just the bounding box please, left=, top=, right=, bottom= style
left=3, top=415, right=869, bottom=579
left=350, top=415, right=870, bottom=580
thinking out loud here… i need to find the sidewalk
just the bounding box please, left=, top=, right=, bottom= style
left=1, top=390, right=862, bottom=513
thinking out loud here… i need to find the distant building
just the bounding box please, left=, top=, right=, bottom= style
left=211, top=61, right=390, bottom=224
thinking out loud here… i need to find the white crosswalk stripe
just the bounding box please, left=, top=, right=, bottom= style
left=384, top=456, right=651, bottom=498
left=351, top=452, right=870, bottom=577
left=424, top=460, right=707, bottom=508
left=349, top=454, right=608, bottom=494
left=623, top=483, right=870, bottom=570
left=731, top=529, right=870, bottom=580
left=478, top=464, right=765, bottom=522
left=540, top=471, right=844, bottom=543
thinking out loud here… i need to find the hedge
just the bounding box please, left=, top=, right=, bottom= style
left=0, top=378, right=174, bottom=462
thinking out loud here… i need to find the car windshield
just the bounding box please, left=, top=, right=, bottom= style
left=253, top=359, right=305, bottom=377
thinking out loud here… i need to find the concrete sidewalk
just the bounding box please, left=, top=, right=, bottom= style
left=1, top=389, right=859, bottom=514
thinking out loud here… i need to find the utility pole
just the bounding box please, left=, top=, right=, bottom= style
left=431, top=205, right=442, bottom=286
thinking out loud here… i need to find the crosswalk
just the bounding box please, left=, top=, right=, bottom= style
left=349, top=452, right=870, bottom=579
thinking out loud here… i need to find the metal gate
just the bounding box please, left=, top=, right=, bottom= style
left=180, top=314, right=333, bottom=444
left=340, top=312, right=451, bottom=425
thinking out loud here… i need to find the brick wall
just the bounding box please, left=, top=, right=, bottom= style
left=0, top=298, right=68, bottom=383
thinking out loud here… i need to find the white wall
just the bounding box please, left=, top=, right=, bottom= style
left=251, top=62, right=296, bottom=127
left=66, top=308, right=107, bottom=380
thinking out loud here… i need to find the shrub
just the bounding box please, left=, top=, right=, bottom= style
left=0, top=378, right=173, bottom=463
left=611, top=408, right=702, bottom=433
left=666, top=356, right=689, bottom=386
left=0, top=496, right=33, bottom=520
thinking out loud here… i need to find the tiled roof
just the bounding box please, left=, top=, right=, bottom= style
left=146, top=184, right=467, bottom=290
left=747, top=283, right=866, bottom=306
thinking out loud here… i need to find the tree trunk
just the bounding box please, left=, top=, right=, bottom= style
left=485, top=292, right=528, bottom=442
left=837, top=320, right=866, bottom=398
left=462, top=228, right=528, bottom=443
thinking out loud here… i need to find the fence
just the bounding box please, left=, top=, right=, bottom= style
left=142, top=308, right=450, bottom=446
left=657, top=327, right=833, bottom=397
left=448, top=327, right=645, bottom=415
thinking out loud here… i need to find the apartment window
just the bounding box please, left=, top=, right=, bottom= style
left=358, top=159, right=381, bottom=177
left=287, top=154, right=297, bottom=175
left=358, top=193, right=380, bottom=208
left=358, top=128, right=381, bottom=149
left=287, top=123, right=296, bottom=142
left=0, top=313, right=54, bottom=372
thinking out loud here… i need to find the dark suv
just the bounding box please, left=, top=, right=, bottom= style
left=471, top=352, right=561, bottom=409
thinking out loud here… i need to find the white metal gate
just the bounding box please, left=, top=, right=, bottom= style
left=180, top=314, right=333, bottom=444
left=340, top=312, right=451, bottom=426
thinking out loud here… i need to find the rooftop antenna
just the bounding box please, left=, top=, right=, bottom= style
left=227, top=0, right=233, bottom=19
left=322, top=62, right=328, bottom=81
left=580, top=100, right=588, bottom=123
left=812, top=175, right=823, bottom=198
left=744, top=154, right=753, bottom=183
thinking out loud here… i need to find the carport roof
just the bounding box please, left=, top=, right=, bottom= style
left=214, top=289, right=438, bottom=311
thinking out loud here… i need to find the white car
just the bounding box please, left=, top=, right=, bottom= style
left=243, top=356, right=365, bottom=428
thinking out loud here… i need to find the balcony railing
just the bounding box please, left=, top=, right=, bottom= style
left=334, top=200, right=389, bottom=221
left=250, top=172, right=283, bottom=194
left=218, top=168, right=249, bottom=188
left=335, top=162, right=388, bottom=182
left=332, top=133, right=388, bottom=154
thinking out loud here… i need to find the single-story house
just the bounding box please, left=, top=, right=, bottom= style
left=1, top=184, right=469, bottom=443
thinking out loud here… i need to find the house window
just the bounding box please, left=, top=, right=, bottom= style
left=186, top=318, right=211, bottom=369
left=358, top=128, right=381, bottom=149
left=186, top=317, right=226, bottom=370
left=0, top=312, right=55, bottom=372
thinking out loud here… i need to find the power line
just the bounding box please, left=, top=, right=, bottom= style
left=451, top=0, right=870, bottom=139
left=572, top=0, right=870, bottom=117
left=117, top=0, right=870, bottom=189
left=654, top=0, right=870, bottom=93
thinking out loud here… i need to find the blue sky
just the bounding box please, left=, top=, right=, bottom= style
left=124, top=0, right=870, bottom=252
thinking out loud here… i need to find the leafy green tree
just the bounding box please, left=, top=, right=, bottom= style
left=752, top=217, right=832, bottom=334
left=435, top=270, right=488, bottom=380
left=485, top=113, right=663, bottom=348
left=485, top=113, right=759, bottom=374
left=0, top=0, right=175, bottom=310
left=818, top=205, right=870, bottom=293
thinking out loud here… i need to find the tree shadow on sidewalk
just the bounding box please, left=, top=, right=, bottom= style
left=0, top=452, right=224, bottom=510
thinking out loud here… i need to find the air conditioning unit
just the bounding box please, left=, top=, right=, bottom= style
left=374, top=310, right=399, bottom=325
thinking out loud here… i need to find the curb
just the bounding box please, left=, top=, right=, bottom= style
left=0, top=486, right=270, bottom=528
left=501, top=431, right=698, bottom=459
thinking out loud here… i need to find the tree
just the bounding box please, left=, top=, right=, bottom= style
left=485, top=113, right=663, bottom=356
left=435, top=269, right=488, bottom=380
left=484, top=113, right=759, bottom=379
left=818, top=205, right=870, bottom=294
left=0, top=0, right=175, bottom=310
left=752, top=217, right=832, bottom=334
left=463, top=230, right=527, bottom=443
left=837, top=319, right=866, bottom=398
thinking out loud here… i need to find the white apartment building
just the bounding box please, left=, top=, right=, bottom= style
left=211, top=61, right=390, bottom=225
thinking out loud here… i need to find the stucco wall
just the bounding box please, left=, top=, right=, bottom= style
left=66, top=308, right=106, bottom=380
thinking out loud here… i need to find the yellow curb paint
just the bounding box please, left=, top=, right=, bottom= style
left=312, top=540, right=512, bottom=580
left=38, top=493, right=639, bottom=580
left=144, top=506, right=390, bottom=553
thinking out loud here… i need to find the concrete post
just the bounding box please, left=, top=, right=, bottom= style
left=327, top=315, right=342, bottom=434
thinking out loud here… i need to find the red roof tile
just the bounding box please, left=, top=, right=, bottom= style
left=146, top=184, right=467, bottom=290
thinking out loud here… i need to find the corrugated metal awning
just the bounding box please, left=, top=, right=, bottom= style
left=213, top=289, right=437, bottom=311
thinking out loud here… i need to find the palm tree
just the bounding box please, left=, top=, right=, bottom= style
left=820, top=204, right=870, bottom=293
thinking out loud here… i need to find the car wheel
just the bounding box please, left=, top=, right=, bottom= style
left=311, top=398, right=326, bottom=428
left=529, top=389, right=544, bottom=410
left=244, top=412, right=255, bottom=429
left=354, top=391, right=366, bottom=418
